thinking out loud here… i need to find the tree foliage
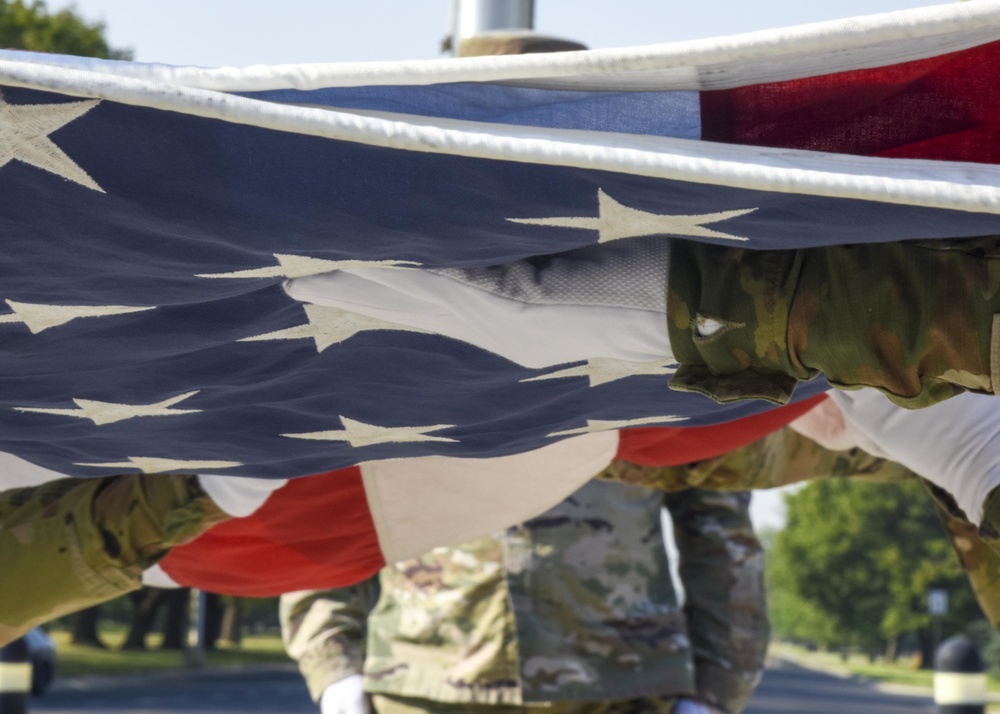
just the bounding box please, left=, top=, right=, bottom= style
left=767, top=479, right=984, bottom=658
left=0, top=0, right=130, bottom=58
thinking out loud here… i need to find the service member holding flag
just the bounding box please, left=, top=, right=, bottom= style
left=281, top=482, right=766, bottom=714
left=6, top=388, right=1000, bottom=651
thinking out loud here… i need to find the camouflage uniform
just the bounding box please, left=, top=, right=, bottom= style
left=6, top=427, right=1000, bottom=657
left=605, top=429, right=1000, bottom=630
left=0, top=474, right=227, bottom=646
left=668, top=237, right=1000, bottom=410
left=282, top=479, right=767, bottom=714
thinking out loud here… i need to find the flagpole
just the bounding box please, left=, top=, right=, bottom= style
left=452, top=0, right=585, bottom=57
left=452, top=0, right=535, bottom=55
left=457, top=0, right=534, bottom=36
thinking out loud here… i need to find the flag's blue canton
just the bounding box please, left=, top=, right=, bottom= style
left=4, top=84, right=1000, bottom=478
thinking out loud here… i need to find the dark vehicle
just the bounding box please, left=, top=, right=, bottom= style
left=23, top=628, right=56, bottom=695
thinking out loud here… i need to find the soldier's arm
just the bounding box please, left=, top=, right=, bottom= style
left=0, top=474, right=228, bottom=646
left=665, top=488, right=767, bottom=714
left=603, top=427, right=910, bottom=493
left=280, top=582, right=380, bottom=704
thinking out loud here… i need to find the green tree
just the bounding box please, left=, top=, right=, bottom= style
left=767, top=479, right=984, bottom=662
left=0, top=0, right=130, bottom=58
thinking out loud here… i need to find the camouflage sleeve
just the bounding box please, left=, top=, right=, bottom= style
left=603, top=427, right=913, bottom=493
left=924, top=481, right=1000, bottom=630
left=0, top=474, right=227, bottom=647
left=280, top=581, right=380, bottom=703
left=665, top=488, right=767, bottom=714
left=606, top=429, right=1000, bottom=643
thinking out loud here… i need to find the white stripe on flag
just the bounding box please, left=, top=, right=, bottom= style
left=361, top=431, right=620, bottom=564
left=4, top=52, right=1000, bottom=214
left=0, top=451, right=69, bottom=490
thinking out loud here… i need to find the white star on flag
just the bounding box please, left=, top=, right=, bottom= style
left=522, top=358, right=678, bottom=388
left=0, top=300, right=154, bottom=334
left=240, top=303, right=432, bottom=352
left=508, top=189, right=756, bottom=243
left=15, top=391, right=201, bottom=426
left=284, top=416, right=458, bottom=448
left=0, top=90, right=103, bottom=192
left=76, top=457, right=243, bottom=473
left=197, top=253, right=421, bottom=279
left=549, top=415, right=688, bottom=437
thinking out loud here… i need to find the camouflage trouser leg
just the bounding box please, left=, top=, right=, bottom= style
left=0, top=474, right=227, bottom=646
left=667, top=237, right=1000, bottom=409
left=370, top=693, right=678, bottom=714
left=603, top=431, right=1000, bottom=632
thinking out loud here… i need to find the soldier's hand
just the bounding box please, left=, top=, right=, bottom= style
left=674, top=699, right=725, bottom=714
left=320, top=675, right=369, bottom=714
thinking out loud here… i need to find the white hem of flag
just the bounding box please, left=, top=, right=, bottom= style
left=1, top=59, right=1000, bottom=216
left=0, top=2, right=997, bottom=91
left=0, top=4, right=998, bottom=214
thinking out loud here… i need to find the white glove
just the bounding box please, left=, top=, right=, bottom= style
left=674, top=699, right=724, bottom=714
left=829, top=389, right=1000, bottom=524
left=320, top=674, right=369, bottom=714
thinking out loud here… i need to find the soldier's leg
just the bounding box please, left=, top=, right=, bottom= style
left=0, top=474, right=228, bottom=646
left=602, top=425, right=1000, bottom=638
left=668, top=237, right=1000, bottom=409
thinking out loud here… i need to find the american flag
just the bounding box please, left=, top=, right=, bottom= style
left=2, top=1, right=1000, bottom=479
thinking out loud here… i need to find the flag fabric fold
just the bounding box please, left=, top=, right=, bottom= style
left=0, top=3, right=999, bottom=478
left=159, top=396, right=826, bottom=595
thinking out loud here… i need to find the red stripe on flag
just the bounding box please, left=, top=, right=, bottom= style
left=616, top=394, right=827, bottom=466
left=161, top=467, right=384, bottom=596
left=702, top=40, right=1000, bottom=163
left=163, top=399, right=826, bottom=595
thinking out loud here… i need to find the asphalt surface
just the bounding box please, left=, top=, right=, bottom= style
left=31, top=664, right=316, bottom=713
left=745, top=659, right=936, bottom=713
left=28, top=659, right=938, bottom=713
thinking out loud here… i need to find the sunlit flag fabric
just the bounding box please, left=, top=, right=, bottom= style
left=0, top=395, right=825, bottom=593
left=156, top=397, right=827, bottom=595
left=3, top=3, right=1000, bottom=478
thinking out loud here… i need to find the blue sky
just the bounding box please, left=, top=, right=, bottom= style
left=66, top=0, right=945, bottom=66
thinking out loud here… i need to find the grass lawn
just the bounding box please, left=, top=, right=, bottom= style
left=50, top=629, right=291, bottom=678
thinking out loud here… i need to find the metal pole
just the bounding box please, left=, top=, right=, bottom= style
left=456, top=0, right=534, bottom=39
left=0, top=638, right=30, bottom=714
left=453, top=0, right=584, bottom=58
left=447, top=0, right=462, bottom=55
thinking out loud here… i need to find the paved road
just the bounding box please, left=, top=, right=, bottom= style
left=31, top=660, right=937, bottom=713
left=746, top=660, right=935, bottom=713
left=32, top=664, right=316, bottom=714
